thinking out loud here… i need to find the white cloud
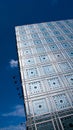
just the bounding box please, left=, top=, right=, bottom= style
left=2, top=105, right=25, bottom=117
left=0, top=125, right=26, bottom=130
left=9, top=59, right=18, bottom=68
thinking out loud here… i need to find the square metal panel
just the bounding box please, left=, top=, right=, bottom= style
left=31, top=33, right=39, bottom=39
left=58, top=62, right=71, bottom=72
left=53, top=52, right=65, bottom=61
left=24, top=58, right=35, bottom=66
left=25, top=68, right=38, bottom=78
left=33, top=39, right=42, bottom=46
left=26, top=81, right=44, bottom=95
left=47, top=77, right=62, bottom=90
left=32, top=99, right=49, bottom=115
left=53, top=30, right=61, bottom=35
left=39, top=55, right=50, bottom=63
left=49, top=44, right=59, bottom=51
left=20, top=42, right=30, bottom=48
left=45, top=37, right=54, bottom=44
left=67, top=34, right=73, bottom=40
left=66, top=49, right=73, bottom=58
left=42, top=32, right=50, bottom=38
left=43, top=65, right=56, bottom=75
left=62, top=28, right=71, bottom=34
left=23, top=49, right=32, bottom=55
left=56, top=36, right=65, bottom=41
left=36, top=47, right=46, bottom=54
left=65, top=74, right=73, bottom=86
left=61, top=42, right=71, bottom=49
left=52, top=93, right=70, bottom=110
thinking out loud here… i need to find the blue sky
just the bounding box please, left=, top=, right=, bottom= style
left=0, top=0, right=73, bottom=129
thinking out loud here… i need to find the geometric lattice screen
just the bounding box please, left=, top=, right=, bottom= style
left=15, top=19, right=73, bottom=130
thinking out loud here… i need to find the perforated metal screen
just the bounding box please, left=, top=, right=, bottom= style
left=15, top=19, right=73, bottom=130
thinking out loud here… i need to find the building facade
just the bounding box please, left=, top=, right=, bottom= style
left=15, top=19, right=73, bottom=130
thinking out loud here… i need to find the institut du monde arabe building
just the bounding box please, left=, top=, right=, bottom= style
left=15, top=19, right=73, bottom=130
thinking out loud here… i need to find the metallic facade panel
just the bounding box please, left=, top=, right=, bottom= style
left=15, top=19, right=73, bottom=130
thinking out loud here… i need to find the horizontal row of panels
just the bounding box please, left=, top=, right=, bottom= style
left=21, top=62, right=73, bottom=80
left=25, top=91, right=73, bottom=116
left=19, top=52, right=73, bottom=69
left=23, top=73, right=73, bottom=97
left=18, top=48, right=73, bottom=63
left=17, top=38, right=73, bottom=49
left=16, top=20, right=73, bottom=34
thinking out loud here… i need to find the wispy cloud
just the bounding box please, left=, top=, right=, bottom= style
left=2, top=105, right=25, bottom=117
left=0, top=125, right=26, bottom=130
left=9, top=59, right=18, bottom=68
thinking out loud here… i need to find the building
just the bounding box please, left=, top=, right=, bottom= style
left=15, top=19, right=73, bottom=130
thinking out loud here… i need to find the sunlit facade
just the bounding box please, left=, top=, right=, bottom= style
left=15, top=19, right=73, bottom=130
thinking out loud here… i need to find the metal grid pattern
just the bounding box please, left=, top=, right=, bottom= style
left=15, top=19, right=73, bottom=130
